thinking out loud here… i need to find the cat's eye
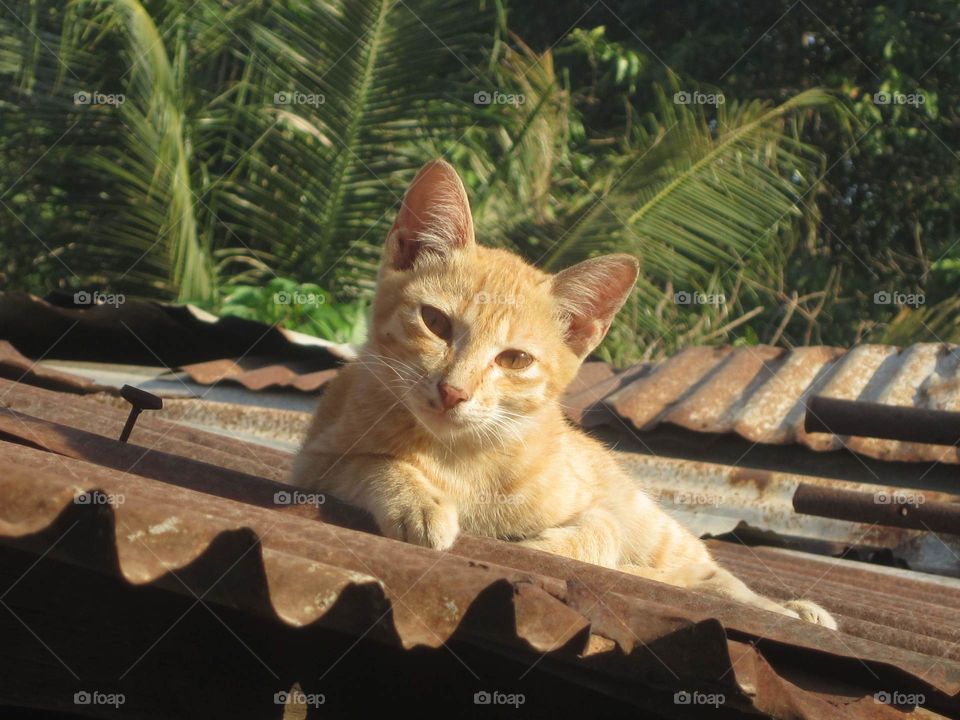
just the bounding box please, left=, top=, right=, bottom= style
left=496, top=349, right=534, bottom=370
left=420, top=305, right=452, bottom=341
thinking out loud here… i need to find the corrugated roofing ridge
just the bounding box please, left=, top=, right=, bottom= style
left=0, top=376, right=291, bottom=483
left=2, top=444, right=590, bottom=654
left=583, top=342, right=960, bottom=464
left=3, top=380, right=960, bottom=714
left=0, top=339, right=114, bottom=395
left=178, top=357, right=340, bottom=392
left=4, top=441, right=959, bottom=711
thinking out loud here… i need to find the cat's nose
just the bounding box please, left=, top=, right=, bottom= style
left=437, top=381, right=469, bottom=410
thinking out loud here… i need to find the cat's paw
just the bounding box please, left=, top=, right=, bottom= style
left=783, top=599, right=838, bottom=630
left=379, top=488, right=460, bottom=551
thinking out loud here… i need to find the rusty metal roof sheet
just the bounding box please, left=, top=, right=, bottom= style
left=584, top=343, right=960, bottom=465
left=178, top=357, right=340, bottom=392
left=6, top=289, right=958, bottom=467
left=129, top=339, right=960, bottom=466
left=0, top=339, right=114, bottom=395
left=0, top=291, right=353, bottom=368
left=1, top=374, right=959, bottom=718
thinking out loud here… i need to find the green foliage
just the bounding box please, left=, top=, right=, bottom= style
left=7, top=1, right=954, bottom=362
left=212, top=278, right=368, bottom=345
left=508, top=1, right=960, bottom=351
left=1, top=0, right=494, bottom=303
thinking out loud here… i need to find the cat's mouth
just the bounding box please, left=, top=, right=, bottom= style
left=426, top=400, right=466, bottom=423
left=415, top=396, right=473, bottom=434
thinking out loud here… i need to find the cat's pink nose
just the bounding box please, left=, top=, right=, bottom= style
left=437, top=381, right=469, bottom=410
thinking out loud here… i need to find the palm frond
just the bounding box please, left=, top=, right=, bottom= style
left=1, top=0, right=497, bottom=301
left=542, top=85, right=839, bottom=287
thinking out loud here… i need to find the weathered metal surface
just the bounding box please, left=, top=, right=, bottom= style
left=4, top=365, right=960, bottom=715
left=562, top=361, right=649, bottom=425
left=94, top=392, right=314, bottom=449
left=5, top=373, right=958, bottom=574
left=793, top=483, right=960, bottom=536
left=178, top=358, right=340, bottom=393
left=617, top=451, right=960, bottom=576
left=0, top=444, right=590, bottom=649
left=0, top=291, right=353, bottom=367
left=709, top=542, right=960, bottom=660
left=0, top=340, right=113, bottom=394
left=604, top=346, right=733, bottom=430
left=10, top=289, right=958, bottom=470
left=2, top=438, right=959, bottom=716
left=0, top=376, right=293, bottom=484
left=578, top=343, right=960, bottom=464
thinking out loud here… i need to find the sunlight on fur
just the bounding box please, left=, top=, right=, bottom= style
left=290, top=159, right=837, bottom=630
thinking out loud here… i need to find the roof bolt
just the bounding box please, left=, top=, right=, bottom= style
left=119, top=385, right=163, bottom=443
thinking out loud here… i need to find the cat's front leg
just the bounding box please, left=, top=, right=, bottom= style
left=375, top=460, right=460, bottom=550
left=517, top=508, right=623, bottom=568
left=291, top=451, right=460, bottom=550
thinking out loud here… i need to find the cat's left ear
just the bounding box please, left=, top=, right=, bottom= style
left=386, top=159, right=475, bottom=271
left=552, top=254, right=639, bottom=358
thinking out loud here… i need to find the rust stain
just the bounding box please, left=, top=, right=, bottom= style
left=728, top=468, right=773, bottom=494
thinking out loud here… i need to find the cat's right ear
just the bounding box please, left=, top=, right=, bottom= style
left=385, top=159, right=475, bottom=271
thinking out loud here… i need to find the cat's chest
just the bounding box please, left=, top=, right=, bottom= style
left=420, top=453, right=561, bottom=539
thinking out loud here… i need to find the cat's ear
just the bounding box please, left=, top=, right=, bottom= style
left=386, top=159, right=475, bottom=271
left=552, top=254, right=639, bottom=358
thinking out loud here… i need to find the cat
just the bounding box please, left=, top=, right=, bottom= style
left=290, top=159, right=837, bottom=630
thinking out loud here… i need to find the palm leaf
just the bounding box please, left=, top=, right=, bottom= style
left=542, top=85, right=839, bottom=289
left=1, top=0, right=497, bottom=301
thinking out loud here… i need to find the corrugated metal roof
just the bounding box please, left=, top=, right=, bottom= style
left=178, top=357, right=339, bottom=392
left=590, top=343, right=960, bottom=465
left=0, top=291, right=353, bottom=368
left=1, top=373, right=959, bottom=718
left=6, top=292, right=959, bottom=467
left=173, top=341, right=960, bottom=466
left=0, top=339, right=113, bottom=395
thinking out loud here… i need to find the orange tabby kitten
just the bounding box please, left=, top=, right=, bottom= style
left=291, top=160, right=837, bottom=629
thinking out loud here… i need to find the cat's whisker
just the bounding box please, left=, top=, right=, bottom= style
left=353, top=358, right=418, bottom=390
left=355, top=356, right=417, bottom=378
left=364, top=352, right=422, bottom=377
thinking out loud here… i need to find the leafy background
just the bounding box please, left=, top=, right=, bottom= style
left=2, top=0, right=958, bottom=364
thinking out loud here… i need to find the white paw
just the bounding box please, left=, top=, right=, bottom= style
left=380, top=490, right=460, bottom=551
left=783, top=599, right=838, bottom=630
